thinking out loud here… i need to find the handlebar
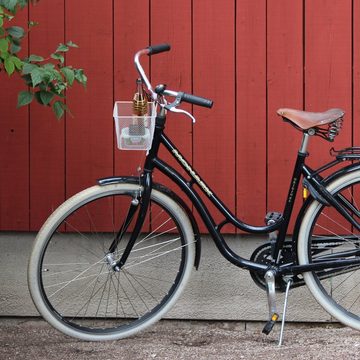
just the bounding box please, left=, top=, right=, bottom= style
left=181, top=92, right=213, bottom=109
left=134, top=43, right=213, bottom=110
left=147, top=43, right=171, bottom=56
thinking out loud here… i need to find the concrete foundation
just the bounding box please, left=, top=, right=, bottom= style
left=0, top=232, right=331, bottom=322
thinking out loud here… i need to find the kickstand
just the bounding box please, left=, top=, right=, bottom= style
left=278, top=278, right=293, bottom=346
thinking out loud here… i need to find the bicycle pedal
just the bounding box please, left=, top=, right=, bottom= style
left=264, top=211, right=283, bottom=225
left=262, top=313, right=279, bottom=335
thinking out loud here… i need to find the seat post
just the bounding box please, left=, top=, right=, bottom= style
left=299, top=131, right=311, bottom=154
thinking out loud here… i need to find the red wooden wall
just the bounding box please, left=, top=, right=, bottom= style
left=0, top=0, right=358, bottom=233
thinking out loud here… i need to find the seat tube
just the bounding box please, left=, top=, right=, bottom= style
left=273, top=132, right=310, bottom=260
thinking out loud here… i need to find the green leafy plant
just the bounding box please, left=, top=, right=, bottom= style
left=0, top=0, right=87, bottom=119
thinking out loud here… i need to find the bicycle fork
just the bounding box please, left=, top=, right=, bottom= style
left=107, top=172, right=152, bottom=271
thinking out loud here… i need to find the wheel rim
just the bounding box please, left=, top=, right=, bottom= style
left=35, top=186, right=191, bottom=337
left=298, top=171, right=360, bottom=327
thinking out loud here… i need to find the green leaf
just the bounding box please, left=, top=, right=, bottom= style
left=43, top=63, right=55, bottom=70
left=48, top=82, right=65, bottom=97
left=22, top=62, right=37, bottom=75
left=21, top=74, right=33, bottom=86
left=40, top=91, right=54, bottom=105
left=56, top=43, right=69, bottom=52
left=53, top=82, right=67, bottom=94
left=61, top=66, right=75, bottom=85
left=28, top=54, right=44, bottom=62
left=51, top=52, right=64, bottom=64
left=9, top=42, right=21, bottom=54
left=74, top=69, right=87, bottom=87
left=34, top=90, right=42, bottom=105
left=0, top=16, right=3, bottom=27
left=18, top=0, right=28, bottom=9
left=53, top=101, right=65, bottom=119
left=47, top=68, right=62, bottom=82
left=35, top=90, right=54, bottom=106
left=4, top=56, right=15, bottom=75
left=6, top=26, right=25, bottom=39
left=66, top=40, right=78, bottom=48
left=43, top=64, right=63, bottom=81
left=1, top=0, right=17, bottom=13
left=39, top=90, right=54, bottom=105
left=0, top=48, right=8, bottom=60
left=17, top=90, right=34, bottom=108
left=30, top=67, right=43, bottom=87
left=10, top=55, right=22, bottom=70
left=0, top=38, right=8, bottom=52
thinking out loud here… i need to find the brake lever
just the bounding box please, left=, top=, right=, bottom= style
left=168, top=107, right=196, bottom=123
left=163, top=92, right=196, bottom=123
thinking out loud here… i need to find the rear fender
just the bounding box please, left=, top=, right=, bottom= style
left=292, top=162, right=360, bottom=259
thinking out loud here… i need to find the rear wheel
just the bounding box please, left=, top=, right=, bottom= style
left=298, top=170, right=360, bottom=329
left=28, top=183, right=195, bottom=341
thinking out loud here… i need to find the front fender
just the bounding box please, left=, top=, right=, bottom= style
left=97, top=176, right=202, bottom=270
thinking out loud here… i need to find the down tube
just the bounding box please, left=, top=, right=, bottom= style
left=151, top=157, right=268, bottom=273
left=159, top=134, right=280, bottom=234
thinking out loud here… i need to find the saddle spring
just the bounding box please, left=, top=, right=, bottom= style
left=314, top=117, right=343, bottom=142
left=328, top=118, right=343, bottom=141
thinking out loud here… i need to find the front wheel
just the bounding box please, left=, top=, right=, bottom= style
left=28, top=182, right=195, bottom=341
left=298, top=169, right=360, bottom=329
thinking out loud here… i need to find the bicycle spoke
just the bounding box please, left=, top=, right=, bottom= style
left=30, top=183, right=193, bottom=340
left=124, top=242, right=192, bottom=271
left=300, top=171, right=360, bottom=328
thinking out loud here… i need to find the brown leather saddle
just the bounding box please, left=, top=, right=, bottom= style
left=277, top=108, right=345, bottom=130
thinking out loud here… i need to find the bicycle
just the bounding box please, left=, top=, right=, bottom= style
left=28, top=44, right=360, bottom=343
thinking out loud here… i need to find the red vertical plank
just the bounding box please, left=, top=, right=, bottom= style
left=355, top=0, right=360, bottom=145
left=236, top=0, right=267, bottom=225
left=65, top=0, right=114, bottom=229
left=304, top=1, right=352, bottom=235
left=150, top=0, right=192, bottom=193
left=112, top=2, right=150, bottom=232
left=267, top=0, right=303, bottom=230
left=305, top=0, right=352, bottom=162
left=193, top=0, right=236, bottom=231
left=66, top=0, right=114, bottom=192
left=0, top=9, right=29, bottom=230
left=114, top=1, right=150, bottom=178
left=29, top=1, right=65, bottom=230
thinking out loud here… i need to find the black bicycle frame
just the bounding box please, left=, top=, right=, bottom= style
left=115, top=110, right=360, bottom=275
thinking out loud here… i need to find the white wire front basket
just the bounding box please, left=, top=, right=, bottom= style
left=113, top=101, right=156, bottom=151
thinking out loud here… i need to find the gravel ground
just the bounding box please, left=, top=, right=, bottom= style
left=1, top=318, right=360, bottom=360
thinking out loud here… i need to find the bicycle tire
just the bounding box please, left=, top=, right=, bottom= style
left=28, top=182, right=195, bottom=341
left=298, top=169, right=360, bottom=328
